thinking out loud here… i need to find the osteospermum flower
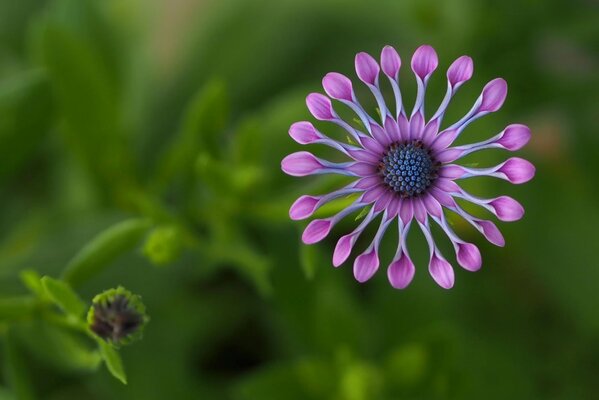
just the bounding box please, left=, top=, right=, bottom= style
left=281, top=45, right=535, bottom=289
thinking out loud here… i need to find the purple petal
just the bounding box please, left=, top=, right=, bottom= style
left=387, top=254, right=415, bottom=289
left=306, top=93, right=335, bottom=120
left=289, top=195, right=320, bottom=220
left=347, top=162, right=377, bottom=176
left=422, top=194, right=442, bottom=218
left=497, top=124, right=531, bottom=151
left=359, top=136, right=385, bottom=155
left=447, top=56, right=473, bottom=88
left=499, top=157, right=535, bottom=184
left=431, top=128, right=459, bottom=152
left=399, top=199, right=414, bottom=225
left=362, top=185, right=386, bottom=203
left=439, top=165, right=466, bottom=179
left=355, top=176, right=381, bottom=189
left=373, top=190, right=393, bottom=212
left=411, top=45, right=438, bottom=79
left=370, top=123, right=391, bottom=146
left=413, top=198, right=427, bottom=223
left=435, top=148, right=464, bottom=163
left=409, top=112, right=425, bottom=140
left=397, top=114, right=410, bottom=141
left=477, top=219, right=505, bottom=247
left=289, top=121, right=319, bottom=144
left=489, top=196, right=524, bottom=222
left=347, top=149, right=380, bottom=163
left=355, top=52, right=380, bottom=85
left=302, top=219, right=332, bottom=244
left=380, top=45, right=401, bottom=79
left=353, top=249, right=380, bottom=282
left=322, top=72, right=354, bottom=101
left=429, top=255, right=455, bottom=289
left=457, top=243, right=482, bottom=271
left=281, top=151, right=323, bottom=176
left=333, top=234, right=357, bottom=267
left=479, top=78, right=507, bottom=112
left=384, top=116, right=401, bottom=142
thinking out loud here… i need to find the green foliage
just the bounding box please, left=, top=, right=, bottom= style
left=0, top=0, right=597, bottom=398
left=61, top=218, right=151, bottom=287
left=41, top=276, right=86, bottom=317
left=98, top=340, right=127, bottom=385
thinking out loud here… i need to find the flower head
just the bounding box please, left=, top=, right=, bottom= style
left=282, top=45, right=535, bottom=289
left=87, top=286, right=148, bottom=345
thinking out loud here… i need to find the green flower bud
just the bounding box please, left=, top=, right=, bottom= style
left=87, top=287, right=148, bottom=346
left=142, top=225, right=182, bottom=266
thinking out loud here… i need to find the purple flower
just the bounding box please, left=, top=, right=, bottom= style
left=281, top=45, right=535, bottom=289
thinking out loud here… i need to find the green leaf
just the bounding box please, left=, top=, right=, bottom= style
left=98, top=340, right=127, bottom=385
left=39, top=22, right=130, bottom=191
left=354, top=205, right=371, bottom=221
left=299, top=243, right=320, bottom=280
left=0, top=297, right=36, bottom=322
left=19, top=270, right=45, bottom=298
left=3, top=329, right=36, bottom=400
left=155, top=80, right=228, bottom=188
left=0, top=69, right=53, bottom=183
left=41, top=276, right=86, bottom=317
left=15, top=320, right=102, bottom=373
left=61, top=218, right=151, bottom=287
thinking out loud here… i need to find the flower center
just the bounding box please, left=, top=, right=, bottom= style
left=380, top=141, right=438, bottom=197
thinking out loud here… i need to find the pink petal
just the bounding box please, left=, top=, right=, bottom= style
left=435, top=148, right=463, bottom=163
left=370, top=123, right=391, bottom=146
left=347, top=162, right=377, bottom=176
left=477, top=220, right=505, bottom=247
left=386, top=198, right=401, bottom=219
left=302, top=219, right=332, bottom=244
left=322, top=72, right=353, bottom=101
left=333, top=234, right=357, bottom=267
left=409, top=112, right=425, bottom=140
left=399, top=199, right=414, bottom=225
left=281, top=151, right=323, bottom=176
left=439, top=165, right=466, bottom=179
left=347, top=149, right=380, bottom=163
left=380, top=45, right=401, bottom=79
left=479, top=78, right=508, bottom=112
left=289, top=121, right=319, bottom=144
left=429, top=255, right=455, bottom=289
left=387, top=254, right=415, bottom=289
left=397, top=113, right=410, bottom=141
left=355, top=176, right=381, bottom=189
left=497, top=124, right=531, bottom=151
left=434, top=178, right=461, bottom=193
left=362, top=185, right=386, bottom=203
left=431, top=128, right=459, bottom=152
left=447, top=56, right=473, bottom=88
left=456, top=243, right=482, bottom=271
left=359, top=136, right=385, bottom=155
left=413, top=198, right=427, bottom=223
left=355, top=52, right=380, bottom=85
left=289, top=195, right=320, bottom=220
left=384, top=116, right=401, bottom=142
left=306, top=93, right=334, bottom=120
left=499, top=157, right=535, bottom=184
left=353, top=249, right=380, bottom=282
left=489, top=196, right=524, bottom=222
left=373, top=190, right=393, bottom=212
left=422, top=194, right=442, bottom=218
left=411, top=45, right=438, bottom=79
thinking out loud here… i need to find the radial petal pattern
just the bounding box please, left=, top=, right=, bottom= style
left=281, top=45, right=535, bottom=289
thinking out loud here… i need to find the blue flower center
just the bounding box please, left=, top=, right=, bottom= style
left=380, top=141, right=438, bottom=197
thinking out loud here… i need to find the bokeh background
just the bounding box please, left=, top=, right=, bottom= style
left=1, top=0, right=598, bottom=399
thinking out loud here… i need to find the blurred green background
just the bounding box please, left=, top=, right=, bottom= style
left=1, top=0, right=598, bottom=398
